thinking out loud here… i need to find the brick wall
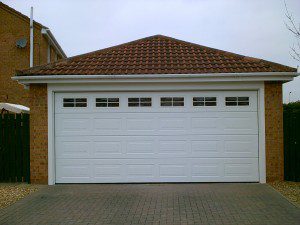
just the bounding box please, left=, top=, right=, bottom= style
left=29, top=84, right=48, bottom=184
left=265, top=81, right=284, bottom=182
left=0, top=4, right=62, bottom=106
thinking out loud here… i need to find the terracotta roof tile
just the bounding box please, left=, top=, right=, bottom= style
left=17, top=35, right=297, bottom=76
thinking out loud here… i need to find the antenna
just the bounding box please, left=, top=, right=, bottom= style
left=16, top=38, right=27, bottom=48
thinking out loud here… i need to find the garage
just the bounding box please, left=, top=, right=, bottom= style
left=14, top=34, right=297, bottom=184
left=55, top=90, right=259, bottom=183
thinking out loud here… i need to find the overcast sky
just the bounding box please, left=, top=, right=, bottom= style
left=2, top=0, right=300, bottom=102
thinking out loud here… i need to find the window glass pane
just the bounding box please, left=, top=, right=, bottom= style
left=128, top=102, right=139, bottom=107
left=226, top=101, right=237, bottom=106
left=64, top=98, right=74, bottom=103
left=238, top=101, right=249, bottom=106
left=96, top=98, right=107, bottom=102
left=140, top=102, right=151, bottom=107
left=96, top=103, right=108, bottom=107
left=63, top=103, right=74, bottom=107
left=173, top=97, right=184, bottom=102
left=205, top=101, right=217, bottom=106
left=193, top=102, right=204, bottom=106
left=238, top=97, right=249, bottom=101
left=108, top=103, right=119, bottom=107
left=140, top=98, right=151, bottom=102
left=161, top=101, right=172, bottom=106
left=205, top=97, right=216, bottom=101
left=128, top=98, right=139, bottom=102
left=161, top=97, right=172, bottom=102
left=193, top=97, right=204, bottom=102
left=108, top=98, right=119, bottom=103
left=76, top=98, right=87, bottom=103
left=75, top=102, right=87, bottom=107
left=173, top=101, right=184, bottom=106
left=225, top=97, right=237, bottom=101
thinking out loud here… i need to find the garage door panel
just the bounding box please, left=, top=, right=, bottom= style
left=126, top=118, right=156, bottom=131
left=191, top=112, right=258, bottom=135
left=55, top=137, right=92, bottom=159
left=55, top=158, right=258, bottom=183
left=224, top=159, right=259, bottom=180
left=126, top=140, right=155, bottom=155
left=55, top=116, right=92, bottom=136
left=56, top=113, right=257, bottom=136
left=55, top=91, right=259, bottom=183
left=56, top=160, right=92, bottom=183
left=94, top=118, right=122, bottom=131
left=56, top=134, right=258, bottom=159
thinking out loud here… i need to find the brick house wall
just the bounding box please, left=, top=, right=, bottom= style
left=0, top=3, right=62, bottom=106
left=29, top=84, right=48, bottom=184
left=264, top=81, right=284, bottom=182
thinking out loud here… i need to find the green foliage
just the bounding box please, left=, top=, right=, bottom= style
left=284, top=101, right=300, bottom=111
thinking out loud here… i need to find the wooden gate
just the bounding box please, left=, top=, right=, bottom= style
left=284, top=105, right=300, bottom=182
left=0, top=113, right=30, bottom=182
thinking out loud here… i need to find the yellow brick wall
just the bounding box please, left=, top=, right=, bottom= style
left=0, top=5, right=60, bottom=107
left=29, top=84, right=48, bottom=184
left=265, top=81, right=284, bottom=182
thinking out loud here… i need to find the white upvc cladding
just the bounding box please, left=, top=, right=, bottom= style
left=47, top=81, right=266, bottom=185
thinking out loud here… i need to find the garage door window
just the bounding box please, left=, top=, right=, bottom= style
left=225, top=97, right=249, bottom=106
left=193, top=97, right=217, bottom=106
left=96, top=98, right=119, bottom=107
left=128, top=98, right=152, bottom=107
left=161, top=97, right=184, bottom=107
left=63, top=98, right=87, bottom=107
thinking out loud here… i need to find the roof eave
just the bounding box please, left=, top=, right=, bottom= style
left=41, top=28, right=67, bottom=58
left=12, top=72, right=299, bottom=85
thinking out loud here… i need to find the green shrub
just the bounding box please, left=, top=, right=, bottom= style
left=284, top=101, right=300, bottom=111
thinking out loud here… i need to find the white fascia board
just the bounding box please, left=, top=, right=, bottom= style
left=41, top=28, right=67, bottom=58
left=12, top=72, right=299, bottom=85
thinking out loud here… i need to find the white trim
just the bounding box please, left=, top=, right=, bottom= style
left=41, top=28, right=67, bottom=58
left=47, top=86, right=55, bottom=185
left=258, top=86, right=266, bottom=183
left=14, top=72, right=299, bottom=84
left=47, top=81, right=266, bottom=185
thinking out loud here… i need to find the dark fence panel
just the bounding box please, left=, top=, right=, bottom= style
left=284, top=109, right=300, bottom=182
left=0, top=113, right=30, bottom=183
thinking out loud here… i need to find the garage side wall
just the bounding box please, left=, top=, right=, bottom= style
left=265, top=81, right=284, bottom=182
left=29, top=84, right=48, bottom=184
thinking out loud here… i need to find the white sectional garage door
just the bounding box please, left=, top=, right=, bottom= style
left=54, top=91, right=259, bottom=183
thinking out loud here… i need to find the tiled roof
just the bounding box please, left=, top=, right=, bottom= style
left=17, top=35, right=296, bottom=76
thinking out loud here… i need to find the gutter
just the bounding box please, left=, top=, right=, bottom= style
left=12, top=72, right=299, bottom=85
left=41, top=28, right=67, bottom=58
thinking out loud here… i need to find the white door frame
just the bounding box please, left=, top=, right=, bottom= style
left=47, top=81, right=266, bottom=185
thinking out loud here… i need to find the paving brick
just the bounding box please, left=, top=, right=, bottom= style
left=0, top=183, right=299, bottom=225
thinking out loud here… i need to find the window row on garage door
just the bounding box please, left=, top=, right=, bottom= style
left=55, top=91, right=257, bottom=113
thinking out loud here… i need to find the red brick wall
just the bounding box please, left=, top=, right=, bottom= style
left=265, top=81, right=284, bottom=182
left=29, top=84, right=48, bottom=184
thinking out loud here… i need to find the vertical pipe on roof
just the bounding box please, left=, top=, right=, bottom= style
left=30, top=7, right=34, bottom=67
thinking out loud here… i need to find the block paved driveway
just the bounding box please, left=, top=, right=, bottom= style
left=0, top=183, right=299, bottom=225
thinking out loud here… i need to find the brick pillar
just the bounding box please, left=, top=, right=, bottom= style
left=29, top=84, right=48, bottom=184
left=264, top=81, right=284, bottom=182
